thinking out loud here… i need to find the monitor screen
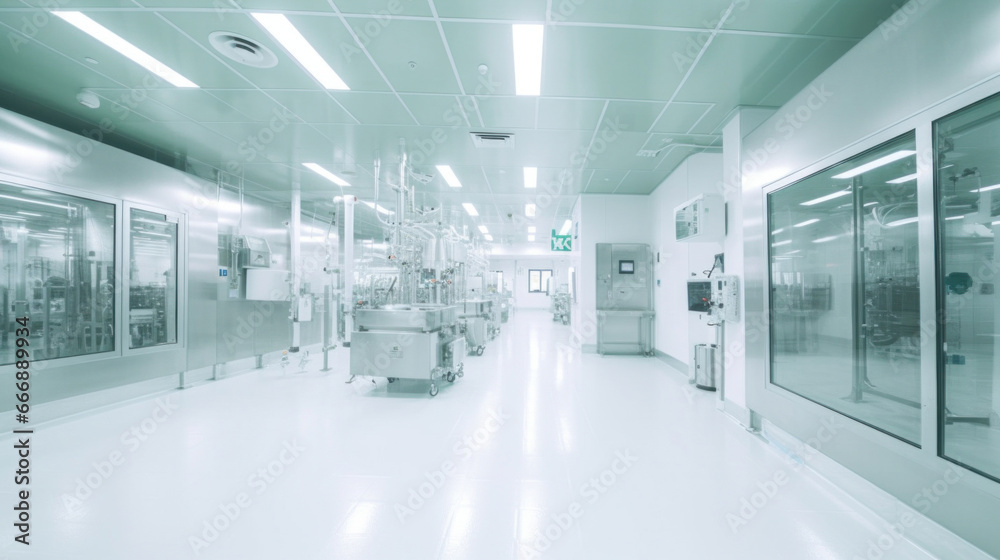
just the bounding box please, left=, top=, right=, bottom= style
left=619, top=260, right=635, bottom=274
left=687, top=280, right=712, bottom=312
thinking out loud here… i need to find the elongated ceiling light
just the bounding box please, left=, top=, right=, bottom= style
left=887, top=173, right=918, bottom=184
left=793, top=219, right=820, bottom=228
left=525, top=203, right=536, bottom=217
left=53, top=11, right=198, bottom=88
left=303, top=163, right=350, bottom=186
left=252, top=13, right=348, bottom=90
left=462, top=203, right=478, bottom=217
left=512, top=24, right=544, bottom=96
left=801, top=190, right=851, bottom=206
left=831, top=150, right=915, bottom=179
left=478, top=225, right=489, bottom=234
left=436, top=165, right=462, bottom=187
left=524, top=167, right=537, bottom=189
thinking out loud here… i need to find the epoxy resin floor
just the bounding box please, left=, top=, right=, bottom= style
left=0, top=311, right=939, bottom=560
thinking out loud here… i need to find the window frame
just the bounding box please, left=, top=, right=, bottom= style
left=528, top=268, right=553, bottom=293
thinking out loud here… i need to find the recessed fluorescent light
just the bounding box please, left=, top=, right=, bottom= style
left=528, top=226, right=536, bottom=233
left=303, top=163, right=350, bottom=187
left=0, top=194, right=69, bottom=210
left=512, top=24, right=544, bottom=96
left=887, top=173, right=918, bottom=184
left=252, top=13, right=348, bottom=90
left=975, top=184, right=1000, bottom=193
left=484, top=234, right=494, bottom=242
left=528, top=234, right=536, bottom=242
left=0, top=215, right=27, bottom=222
left=771, top=228, right=785, bottom=235
left=16, top=211, right=41, bottom=217
left=945, top=215, right=965, bottom=221
left=813, top=235, right=839, bottom=244
left=559, top=219, right=572, bottom=236
left=801, top=190, right=851, bottom=206
left=436, top=165, right=461, bottom=187
left=478, top=225, right=489, bottom=234
left=992, top=220, right=1000, bottom=226
left=864, top=201, right=878, bottom=207
left=771, top=240, right=792, bottom=247
left=793, top=218, right=820, bottom=228
left=362, top=201, right=394, bottom=215
left=462, top=203, right=478, bottom=217
left=52, top=12, right=198, bottom=88
left=525, top=203, right=536, bottom=217
left=524, top=167, right=537, bottom=189
left=831, top=150, right=916, bottom=179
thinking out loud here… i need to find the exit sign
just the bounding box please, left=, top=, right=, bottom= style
left=551, top=230, right=572, bottom=251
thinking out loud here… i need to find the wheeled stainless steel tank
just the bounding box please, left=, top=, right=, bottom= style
left=350, top=304, right=464, bottom=396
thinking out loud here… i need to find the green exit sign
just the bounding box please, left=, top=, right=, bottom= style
left=551, top=230, right=572, bottom=251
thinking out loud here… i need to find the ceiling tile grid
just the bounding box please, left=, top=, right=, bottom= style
left=0, top=0, right=904, bottom=245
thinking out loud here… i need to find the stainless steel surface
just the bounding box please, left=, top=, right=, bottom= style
left=0, top=107, right=205, bottom=412
left=596, top=310, right=654, bottom=355
left=459, top=299, right=492, bottom=317
left=461, top=317, right=488, bottom=351
left=694, top=344, right=718, bottom=391
left=349, top=330, right=439, bottom=380
left=355, top=305, right=459, bottom=332
left=596, top=243, right=654, bottom=355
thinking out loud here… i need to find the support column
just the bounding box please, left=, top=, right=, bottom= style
left=290, top=181, right=302, bottom=352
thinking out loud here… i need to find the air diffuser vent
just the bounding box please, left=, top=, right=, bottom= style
left=470, top=132, right=515, bottom=149
left=209, top=32, right=278, bottom=68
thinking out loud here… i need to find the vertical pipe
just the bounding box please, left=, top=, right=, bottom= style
left=290, top=182, right=302, bottom=352
left=851, top=177, right=866, bottom=402
left=343, top=196, right=355, bottom=345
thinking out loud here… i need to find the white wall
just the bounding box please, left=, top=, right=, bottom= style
left=490, top=256, right=574, bottom=309
left=648, top=153, right=724, bottom=366
left=738, top=0, right=1000, bottom=555
left=574, top=194, right=653, bottom=349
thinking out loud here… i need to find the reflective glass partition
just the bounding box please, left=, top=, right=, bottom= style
left=936, top=94, right=1000, bottom=481
left=768, top=132, right=922, bottom=445
left=0, top=183, right=116, bottom=363
left=128, top=208, right=177, bottom=349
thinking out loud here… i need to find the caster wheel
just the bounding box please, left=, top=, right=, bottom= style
left=477, top=347, right=485, bottom=356
left=447, top=371, right=456, bottom=383
left=458, top=370, right=464, bottom=378
left=429, top=384, right=439, bottom=397
left=387, top=377, right=396, bottom=383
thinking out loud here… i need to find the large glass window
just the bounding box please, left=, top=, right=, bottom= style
left=0, top=183, right=116, bottom=363
left=936, top=94, right=1000, bottom=481
left=528, top=269, right=552, bottom=293
left=128, top=208, right=177, bottom=349
left=768, top=132, right=922, bottom=445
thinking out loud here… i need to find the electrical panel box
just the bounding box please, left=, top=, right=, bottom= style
left=674, top=194, right=725, bottom=242
left=239, top=235, right=272, bottom=268
left=712, top=275, right=740, bottom=322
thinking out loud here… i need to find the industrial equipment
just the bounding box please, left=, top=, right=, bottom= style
left=345, top=147, right=486, bottom=395
left=350, top=304, right=464, bottom=396
left=458, top=298, right=491, bottom=356
left=596, top=243, right=654, bottom=355
left=551, top=286, right=570, bottom=325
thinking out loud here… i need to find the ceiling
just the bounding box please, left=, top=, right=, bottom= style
left=0, top=0, right=903, bottom=246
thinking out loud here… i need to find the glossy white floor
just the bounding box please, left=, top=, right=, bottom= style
left=0, top=310, right=944, bottom=560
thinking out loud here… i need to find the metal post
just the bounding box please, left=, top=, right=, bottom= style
left=290, top=181, right=302, bottom=352
left=255, top=354, right=263, bottom=369
left=343, top=196, right=355, bottom=346
left=850, top=177, right=866, bottom=402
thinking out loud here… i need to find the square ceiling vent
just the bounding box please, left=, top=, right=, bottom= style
left=470, top=132, right=514, bottom=149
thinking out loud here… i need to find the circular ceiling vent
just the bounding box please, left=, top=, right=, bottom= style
left=209, top=32, right=277, bottom=68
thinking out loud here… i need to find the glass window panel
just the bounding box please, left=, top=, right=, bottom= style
left=0, top=183, right=116, bottom=364
left=768, top=132, right=921, bottom=445
left=529, top=270, right=541, bottom=292
left=936, top=94, right=1000, bottom=481
left=128, top=208, right=177, bottom=349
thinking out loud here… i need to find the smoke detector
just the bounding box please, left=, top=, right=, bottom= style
left=76, top=89, right=100, bottom=109
left=209, top=32, right=278, bottom=68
